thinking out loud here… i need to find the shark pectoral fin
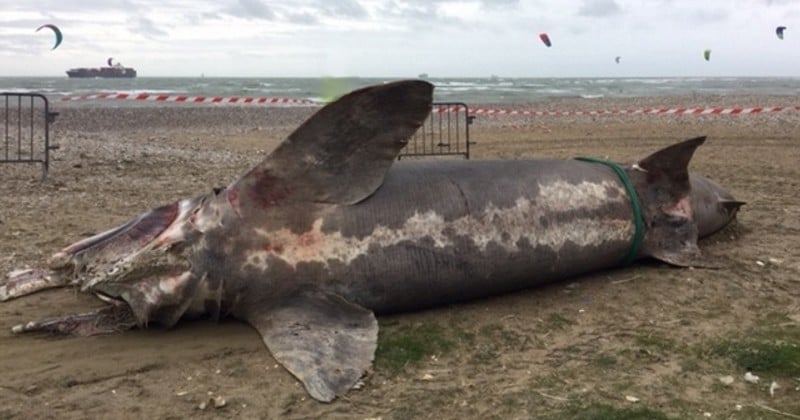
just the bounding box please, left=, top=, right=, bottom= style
left=246, top=285, right=378, bottom=402
left=720, top=199, right=746, bottom=215
left=1, top=268, right=67, bottom=301
left=11, top=304, right=137, bottom=336
left=59, top=200, right=182, bottom=257
left=649, top=246, right=724, bottom=268
left=235, top=80, right=433, bottom=207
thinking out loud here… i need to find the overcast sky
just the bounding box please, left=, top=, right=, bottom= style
left=1, top=0, right=797, bottom=78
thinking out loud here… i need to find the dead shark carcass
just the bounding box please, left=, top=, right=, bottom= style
left=2, top=80, right=743, bottom=402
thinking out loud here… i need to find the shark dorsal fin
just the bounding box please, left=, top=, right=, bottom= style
left=234, top=80, right=433, bottom=209
left=637, top=136, right=706, bottom=190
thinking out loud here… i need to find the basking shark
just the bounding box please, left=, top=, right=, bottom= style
left=2, top=80, right=742, bottom=402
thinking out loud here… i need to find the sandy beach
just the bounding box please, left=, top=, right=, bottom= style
left=1, top=94, right=799, bottom=418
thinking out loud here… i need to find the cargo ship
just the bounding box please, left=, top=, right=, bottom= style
left=66, top=58, right=137, bottom=78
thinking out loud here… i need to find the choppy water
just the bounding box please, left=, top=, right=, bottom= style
left=1, top=76, right=799, bottom=104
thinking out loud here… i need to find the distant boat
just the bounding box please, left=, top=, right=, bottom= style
left=67, top=59, right=137, bottom=78
left=418, top=73, right=429, bottom=79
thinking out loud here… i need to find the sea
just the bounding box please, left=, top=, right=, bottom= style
left=1, top=76, right=799, bottom=105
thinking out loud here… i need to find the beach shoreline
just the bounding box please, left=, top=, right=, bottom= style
left=5, top=75, right=800, bottom=105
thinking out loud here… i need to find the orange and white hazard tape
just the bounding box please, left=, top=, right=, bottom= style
left=449, top=105, right=796, bottom=116
left=59, top=92, right=317, bottom=105
left=59, top=93, right=798, bottom=116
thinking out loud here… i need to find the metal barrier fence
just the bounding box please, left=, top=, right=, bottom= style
left=1, top=93, right=59, bottom=179
left=399, top=102, right=475, bottom=159
left=1, top=95, right=469, bottom=178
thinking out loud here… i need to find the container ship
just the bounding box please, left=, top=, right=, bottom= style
left=66, top=57, right=137, bottom=78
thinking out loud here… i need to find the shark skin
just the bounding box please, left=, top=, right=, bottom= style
left=1, top=80, right=743, bottom=402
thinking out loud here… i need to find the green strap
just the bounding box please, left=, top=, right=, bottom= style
left=574, top=156, right=644, bottom=266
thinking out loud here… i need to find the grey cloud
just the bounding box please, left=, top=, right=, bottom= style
left=696, top=8, right=729, bottom=21
left=318, top=0, right=368, bottom=18
left=185, top=11, right=222, bottom=25
left=0, top=0, right=137, bottom=13
left=376, top=1, right=445, bottom=23
left=0, top=35, right=43, bottom=55
left=128, top=16, right=169, bottom=37
left=226, top=0, right=276, bottom=19
left=285, top=11, right=319, bottom=24
left=2, top=18, right=60, bottom=29
left=273, top=0, right=367, bottom=23
left=479, top=0, right=520, bottom=9
left=372, top=0, right=519, bottom=28
left=678, top=6, right=729, bottom=23
left=577, top=0, right=621, bottom=17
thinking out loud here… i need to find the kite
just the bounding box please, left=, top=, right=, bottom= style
left=776, top=26, right=787, bottom=40
left=703, top=49, right=711, bottom=61
left=36, top=24, right=62, bottom=50
left=539, top=33, right=551, bottom=47
left=615, top=56, right=621, bottom=64
left=108, top=57, right=114, bottom=66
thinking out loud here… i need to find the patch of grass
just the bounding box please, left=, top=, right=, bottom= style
left=375, top=322, right=453, bottom=373
left=721, top=404, right=800, bottom=420
left=554, top=403, right=672, bottom=420
left=750, top=321, right=800, bottom=343
left=501, top=394, right=521, bottom=409
left=711, top=340, right=800, bottom=377
left=470, top=323, right=529, bottom=364
left=593, top=353, right=618, bottom=368
left=759, top=311, right=792, bottom=325
left=635, top=333, right=676, bottom=352
left=543, top=313, right=576, bottom=332
left=479, top=323, right=527, bottom=348
left=679, top=358, right=701, bottom=373
left=698, top=302, right=734, bottom=320
left=709, top=321, right=800, bottom=377
left=531, top=372, right=564, bottom=389
left=472, top=344, right=499, bottom=364
left=389, top=386, right=467, bottom=420
left=389, top=405, right=419, bottom=420
left=610, top=380, right=637, bottom=394
left=455, top=329, right=476, bottom=345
